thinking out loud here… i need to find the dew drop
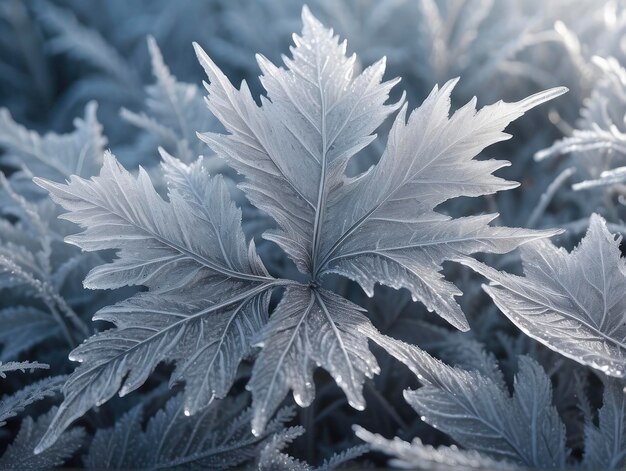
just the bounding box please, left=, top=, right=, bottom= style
left=184, top=408, right=191, bottom=417
left=294, top=393, right=307, bottom=407
left=345, top=398, right=364, bottom=410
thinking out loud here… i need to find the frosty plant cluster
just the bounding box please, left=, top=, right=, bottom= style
left=5, top=3, right=626, bottom=469
left=30, top=5, right=568, bottom=450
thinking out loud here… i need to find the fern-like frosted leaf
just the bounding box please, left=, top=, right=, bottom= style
left=354, top=426, right=518, bottom=470
left=461, top=214, right=626, bottom=377
left=318, top=444, right=370, bottom=471
left=0, top=408, right=85, bottom=469
left=0, top=375, right=64, bottom=427
left=572, top=165, right=626, bottom=191
left=320, top=84, right=567, bottom=331
left=535, top=125, right=626, bottom=163
left=0, top=361, right=48, bottom=378
left=121, top=37, right=219, bottom=164
left=371, top=337, right=567, bottom=468
left=36, top=3, right=138, bottom=89
left=195, top=6, right=403, bottom=274
left=0, top=101, right=106, bottom=181
left=85, top=394, right=294, bottom=469
left=34, top=152, right=284, bottom=452
left=83, top=400, right=144, bottom=469
left=0, top=172, right=91, bottom=346
left=583, top=378, right=626, bottom=469
left=405, top=355, right=568, bottom=468
left=257, top=426, right=310, bottom=471
left=248, top=285, right=380, bottom=435
left=536, top=57, right=626, bottom=160
left=256, top=423, right=366, bottom=471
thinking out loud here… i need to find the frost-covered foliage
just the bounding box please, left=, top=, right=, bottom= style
left=2, top=1, right=626, bottom=469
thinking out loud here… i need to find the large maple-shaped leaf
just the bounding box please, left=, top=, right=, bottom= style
left=461, top=213, right=626, bottom=377
left=196, top=7, right=565, bottom=331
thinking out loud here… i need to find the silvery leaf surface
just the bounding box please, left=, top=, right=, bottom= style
left=461, top=214, right=626, bottom=378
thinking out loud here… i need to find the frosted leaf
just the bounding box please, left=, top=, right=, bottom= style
left=0, top=101, right=106, bottom=182
left=372, top=337, right=567, bottom=468
left=461, top=214, right=626, bottom=378
left=0, top=361, right=48, bottom=378
left=583, top=378, right=626, bottom=469
left=85, top=394, right=294, bottom=469
left=0, top=407, right=85, bottom=469
left=248, top=285, right=380, bottom=434
left=0, top=104, right=106, bottom=356
left=0, top=375, right=65, bottom=427
left=536, top=57, right=626, bottom=191
left=121, top=36, right=220, bottom=165
left=0, top=174, right=89, bottom=348
left=0, top=307, right=59, bottom=360
left=196, top=5, right=564, bottom=334
left=33, top=152, right=285, bottom=452
left=257, top=423, right=367, bottom=471
left=354, top=425, right=519, bottom=470
left=257, top=426, right=311, bottom=471
left=406, top=355, right=567, bottom=468
left=36, top=3, right=138, bottom=89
